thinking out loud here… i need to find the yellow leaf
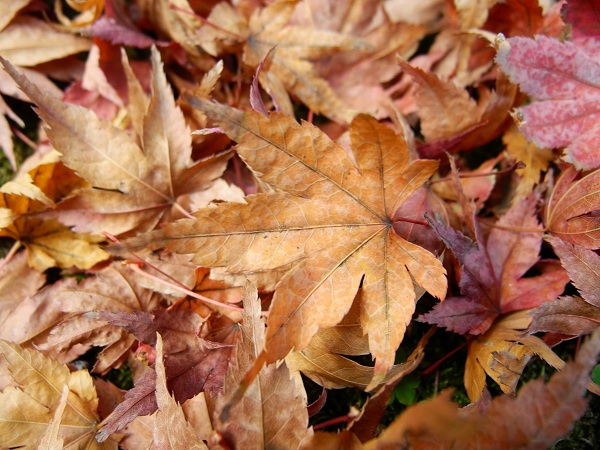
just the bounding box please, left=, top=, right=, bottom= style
left=0, top=340, right=118, bottom=449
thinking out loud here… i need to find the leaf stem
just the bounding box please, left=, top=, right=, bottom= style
left=313, top=408, right=360, bottom=431
left=172, top=201, right=195, bottom=219
left=421, top=338, right=469, bottom=377
left=392, top=217, right=429, bottom=227
left=128, top=262, right=246, bottom=312
left=429, top=162, right=524, bottom=185
left=484, top=222, right=547, bottom=234
left=0, top=240, right=21, bottom=272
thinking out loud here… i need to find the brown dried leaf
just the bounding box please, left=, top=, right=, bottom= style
left=196, top=0, right=363, bottom=122
left=39, top=262, right=162, bottom=373
left=547, top=237, right=600, bottom=306
left=464, top=311, right=564, bottom=401
left=545, top=166, right=600, bottom=249
left=0, top=250, right=45, bottom=328
left=154, top=334, right=207, bottom=450
left=0, top=340, right=118, bottom=449
left=215, top=283, right=312, bottom=449
left=0, top=16, right=91, bottom=66
left=1, top=48, right=229, bottom=237
left=528, top=296, right=600, bottom=337
left=120, top=102, right=446, bottom=380
left=363, top=329, right=600, bottom=449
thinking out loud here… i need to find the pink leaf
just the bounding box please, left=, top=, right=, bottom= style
left=496, top=14, right=600, bottom=170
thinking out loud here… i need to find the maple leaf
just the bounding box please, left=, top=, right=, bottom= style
left=398, top=58, right=517, bottom=156
left=528, top=236, right=600, bottom=337
left=0, top=152, right=109, bottom=270
left=495, top=0, right=600, bottom=170
left=136, top=0, right=203, bottom=57
left=214, top=283, right=312, bottom=449
left=194, top=0, right=364, bottom=122
left=421, top=194, right=568, bottom=335
left=96, top=310, right=237, bottom=441
left=1, top=47, right=230, bottom=237
left=293, top=0, right=426, bottom=118
left=503, top=123, right=553, bottom=203
left=463, top=310, right=566, bottom=401
left=286, top=293, right=429, bottom=390
left=544, top=166, right=600, bottom=249
left=0, top=340, right=118, bottom=449
left=0, top=15, right=91, bottom=66
left=153, top=334, right=207, bottom=450
left=37, top=262, right=163, bottom=374
left=117, top=100, right=446, bottom=380
left=361, top=329, right=600, bottom=449
left=0, top=250, right=45, bottom=329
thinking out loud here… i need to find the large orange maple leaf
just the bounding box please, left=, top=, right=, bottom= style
left=120, top=101, right=447, bottom=383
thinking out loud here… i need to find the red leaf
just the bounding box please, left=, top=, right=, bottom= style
left=495, top=1, right=600, bottom=170
left=421, top=195, right=569, bottom=334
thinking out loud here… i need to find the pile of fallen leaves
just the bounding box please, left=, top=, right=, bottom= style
left=1, top=0, right=599, bottom=448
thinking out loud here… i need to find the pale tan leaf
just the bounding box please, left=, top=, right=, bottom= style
left=119, top=102, right=446, bottom=378
left=215, top=283, right=313, bottom=449
left=0, top=16, right=90, bottom=66
left=0, top=340, right=118, bottom=449
left=0, top=0, right=31, bottom=31
left=0, top=250, right=45, bottom=329
left=38, top=385, right=69, bottom=450
left=154, top=334, right=207, bottom=450
left=1, top=53, right=230, bottom=237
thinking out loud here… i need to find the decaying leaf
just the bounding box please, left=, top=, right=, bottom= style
left=214, top=283, right=312, bottom=449
left=117, top=100, right=446, bottom=381
left=543, top=166, right=600, bottom=249
left=195, top=0, right=364, bottom=122
left=153, top=334, right=207, bottom=450
left=1, top=47, right=230, bottom=237
left=421, top=194, right=568, bottom=335
left=495, top=0, right=600, bottom=170
left=361, top=329, right=600, bottom=449
left=0, top=340, right=118, bottom=449
left=528, top=236, right=600, bottom=337
left=37, top=262, right=163, bottom=373
left=464, top=310, right=564, bottom=401
left=96, top=310, right=237, bottom=441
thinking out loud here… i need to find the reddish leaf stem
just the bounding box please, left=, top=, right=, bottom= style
left=128, top=262, right=246, bottom=313
left=313, top=409, right=359, bottom=431
left=11, top=126, right=37, bottom=150
left=429, top=162, right=524, bottom=185
left=392, top=217, right=429, bottom=227
left=484, top=222, right=547, bottom=234
left=104, top=232, right=252, bottom=314
left=421, top=338, right=469, bottom=377
left=172, top=201, right=195, bottom=219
